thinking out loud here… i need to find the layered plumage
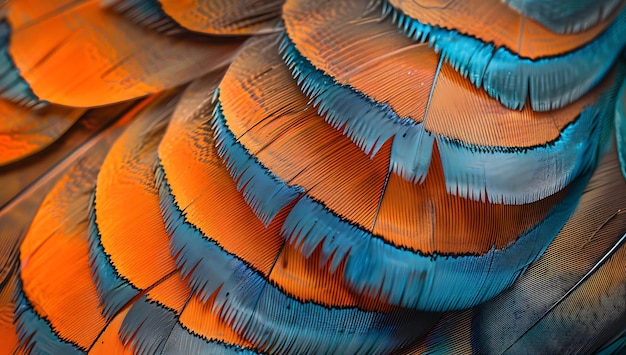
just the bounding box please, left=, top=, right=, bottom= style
left=0, top=0, right=625, bottom=354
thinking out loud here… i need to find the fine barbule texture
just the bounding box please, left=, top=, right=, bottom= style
left=0, top=0, right=624, bottom=354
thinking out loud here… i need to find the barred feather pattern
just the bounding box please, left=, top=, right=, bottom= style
left=0, top=0, right=624, bottom=354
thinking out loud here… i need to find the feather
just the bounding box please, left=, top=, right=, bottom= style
left=158, top=55, right=440, bottom=353
left=88, top=81, right=263, bottom=353
left=88, top=89, right=180, bottom=319
left=0, top=102, right=85, bottom=166
left=0, top=101, right=134, bottom=207
left=384, top=0, right=620, bottom=58
left=399, top=146, right=626, bottom=354
left=0, top=0, right=624, bottom=353
left=12, top=97, right=166, bottom=353
left=0, top=100, right=141, bottom=352
left=382, top=0, right=626, bottom=111
left=16, top=121, right=119, bottom=352
left=1, top=0, right=243, bottom=107
left=214, top=32, right=616, bottom=312
left=282, top=0, right=624, bottom=202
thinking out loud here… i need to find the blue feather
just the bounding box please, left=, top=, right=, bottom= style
left=381, top=0, right=626, bottom=111
left=212, top=102, right=304, bottom=226
left=156, top=163, right=437, bottom=354
left=280, top=35, right=434, bottom=184
left=211, top=69, right=599, bottom=310
left=282, top=31, right=624, bottom=204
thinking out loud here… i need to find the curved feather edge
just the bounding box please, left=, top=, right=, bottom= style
left=88, top=195, right=141, bottom=320
left=211, top=95, right=596, bottom=311
left=13, top=286, right=82, bottom=354
left=502, top=0, right=622, bottom=34
left=0, top=106, right=141, bottom=351
left=4, top=0, right=243, bottom=107
left=401, top=148, right=626, bottom=354
left=119, top=295, right=257, bottom=354
left=381, top=0, right=626, bottom=111
left=212, top=100, right=304, bottom=226
left=102, top=0, right=183, bottom=34
left=282, top=170, right=590, bottom=311
left=0, top=21, right=40, bottom=107
left=155, top=164, right=438, bottom=355
left=86, top=90, right=178, bottom=321
left=279, top=35, right=433, bottom=184
left=0, top=97, right=152, bottom=353
left=9, top=96, right=165, bottom=353
left=281, top=33, right=623, bottom=204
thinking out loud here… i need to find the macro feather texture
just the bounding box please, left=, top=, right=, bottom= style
left=0, top=0, right=625, bottom=354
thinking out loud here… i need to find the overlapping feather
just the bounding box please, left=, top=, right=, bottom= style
left=0, top=0, right=624, bottom=354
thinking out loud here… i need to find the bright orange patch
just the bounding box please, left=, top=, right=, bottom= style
left=7, top=0, right=241, bottom=106
left=95, top=95, right=177, bottom=291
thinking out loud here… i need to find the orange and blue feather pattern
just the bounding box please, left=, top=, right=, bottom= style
left=0, top=0, right=624, bottom=354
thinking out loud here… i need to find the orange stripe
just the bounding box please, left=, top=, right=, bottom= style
left=219, top=36, right=390, bottom=230
left=386, top=0, right=619, bottom=58
left=269, top=244, right=395, bottom=310
left=161, top=64, right=392, bottom=310
left=89, top=307, right=133, bottom=355
left=0, top=101, right=84, bottom=166
left=284, top=0, right=607, bottom=147
left=95, top=95, right=176, bottom=290
left=8, top=0, right=242, bottom=106
left=19, top=150, right=109, bottom=349
left=425, top=63, right=614, bottom=147
left=145, top=273, right=191, bottom=313
left=160, top=96, right=285, bottom=277
left=158, top=0, right=283, bottom=35
left=373, top=143, right=570, bottom=254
